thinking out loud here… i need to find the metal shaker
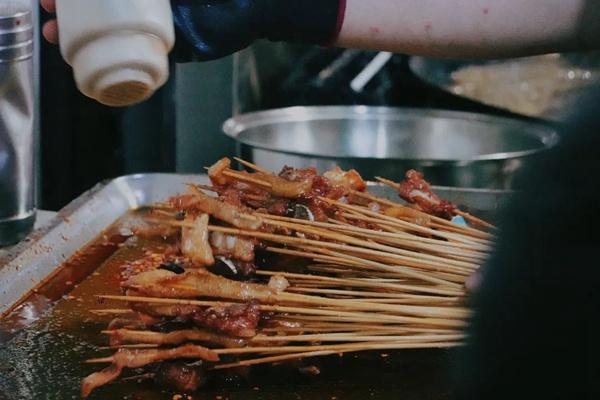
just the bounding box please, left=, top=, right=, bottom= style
left=0, top=9, right=35, bottom=246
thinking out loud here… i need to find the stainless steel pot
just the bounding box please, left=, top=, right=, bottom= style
left=223, top=106, right=558, bottom=189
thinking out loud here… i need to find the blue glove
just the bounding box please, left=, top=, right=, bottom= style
left=171, top=0, right=345, bottom=61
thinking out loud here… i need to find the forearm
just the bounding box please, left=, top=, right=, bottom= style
left=336, top=0, right=600, bottom=58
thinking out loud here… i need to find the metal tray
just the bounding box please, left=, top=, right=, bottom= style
left=0, top=173, right=511, bottom=316
left=0, top=174, right=512, bottom=399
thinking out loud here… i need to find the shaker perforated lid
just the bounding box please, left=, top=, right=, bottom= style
left=0, top=9, right=33, bottom=62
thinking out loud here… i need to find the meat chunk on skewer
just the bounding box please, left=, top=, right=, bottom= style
left=259, top=172, right=316, bottom=199
left=192, top=301, right=261, bottom=338
left=397, top=170, right=457, bottom=219
left=118, top=247, right=185, bottom=283
left=125, top=297, right=261, bottom=338
left=105, top=328, right=247, bottom=348
left=107, top=316, right=151, bottom=331
left=82, top=365, right=122, bottom=398
left=128, top=298, right=201, bottom=320
left=124, top=268, right=280, bottom=302
left=209, top=231, right=255, bottom=262
left=268, top=275, right=290, bottom=293
left=278, top=166, right=318, bottom=182
left=154, top=362, right=207, bottom=393
left=170, top=190, right=262, bottom=230
left=201, top=163, right=367, bottom=223
left=208, top=157, right=231, bottom=186
left=323, top=166, right=367, bottom=193
left=383, top=206, right=432, bottom=227
left=181, top=214, right=215, bottom=266
left=275, top=165, right=366, bottom=199
left=81, top=345, right=219, bottom=397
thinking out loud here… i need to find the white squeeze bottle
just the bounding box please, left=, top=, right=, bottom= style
left=56, top=0, right=175, bottom=107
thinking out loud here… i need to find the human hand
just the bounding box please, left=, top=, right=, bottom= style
left=40, top=0, right=344, bottom=60
left=40, top=0, right=58, bottom=44
left=171, top=0, right=343, bottom=61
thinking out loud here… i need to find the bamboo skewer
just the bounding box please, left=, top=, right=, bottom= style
left=336, top=213, right=489, bottom=251
left=430, top=221, right=484, bottom=236
left=306, top=264, right=448, bottom=281
left=349, top=189, right=492, bottom=238
left=230, top=158, right=494, bottom=232
left=375, top=176, right=496, bottom=230
left=264, top=246, right=465, bottom=287
left=250, top=333, right=465, bottom=343
left=152, top=218, right=479, bottom=276
left=233, top=157, right=271, bottom=174
left=89, top=309, right=133, bottom=316
left=342, top=298, right=461, bottom=305
left=203, top=167, right=272, bottom=188
left=189, top=184, right=269, bottom=203
left=94, top=331, right=464, bottom=346
left=325, top=230, right=487, bottom=262
left=86, top=311, right=456, bottom=336
left=210, top=225, right=476, bottom=275
left=259, top=215, right=485, bottom=266
left=307, top=264, right=408, bottom=278
left=224, top=158, right=494, bottom=234
left=87, top=341, right=462, bottom=366
left=455, top=210, right=496, bottom=230
left=323, top=198, right=492, bottom=246
left=255, top=270, right=465, bottom=297
left=97, top=295, right=467, bottom=328
left=212, top=341, right=463, bottom=369
left=124, top=281, right=470, bottom=319
left=304, top=246, right=469, bottom=283
left=155, top=191, right=490, bottom=251
left=299, top=245, right=472, bottom=278
left=262, top=324, right=455, bottom=335
left=287, top=287, right=460, bottom=302
left=97, top=344, right=159, bottom=350
left=273, top=314, right=439, bottom=325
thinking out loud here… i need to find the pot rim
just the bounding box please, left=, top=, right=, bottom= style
left=223, top=106, right=559, bottom=164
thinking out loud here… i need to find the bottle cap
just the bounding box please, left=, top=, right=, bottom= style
left=0, top=10, right=33, bottom=62
left=68, top=32, right=169, bottom=107
left=95, top=69, right=154, bottom=107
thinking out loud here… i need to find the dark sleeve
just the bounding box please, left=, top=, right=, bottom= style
left=454, top=86, right=600, bottom=400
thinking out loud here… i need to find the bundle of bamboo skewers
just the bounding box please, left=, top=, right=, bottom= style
left=83, top=158, right=495, bottom=396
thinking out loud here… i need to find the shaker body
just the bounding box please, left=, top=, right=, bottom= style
left=56, top=0, right=175, bottom=107
left=0, top=9, right=35, bottom=245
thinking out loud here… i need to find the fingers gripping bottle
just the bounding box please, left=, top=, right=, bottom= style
left=56, top=0, right=175, bottom=107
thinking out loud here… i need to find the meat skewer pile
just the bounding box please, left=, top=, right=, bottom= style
left=82, top=158, right=495, bottom=397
